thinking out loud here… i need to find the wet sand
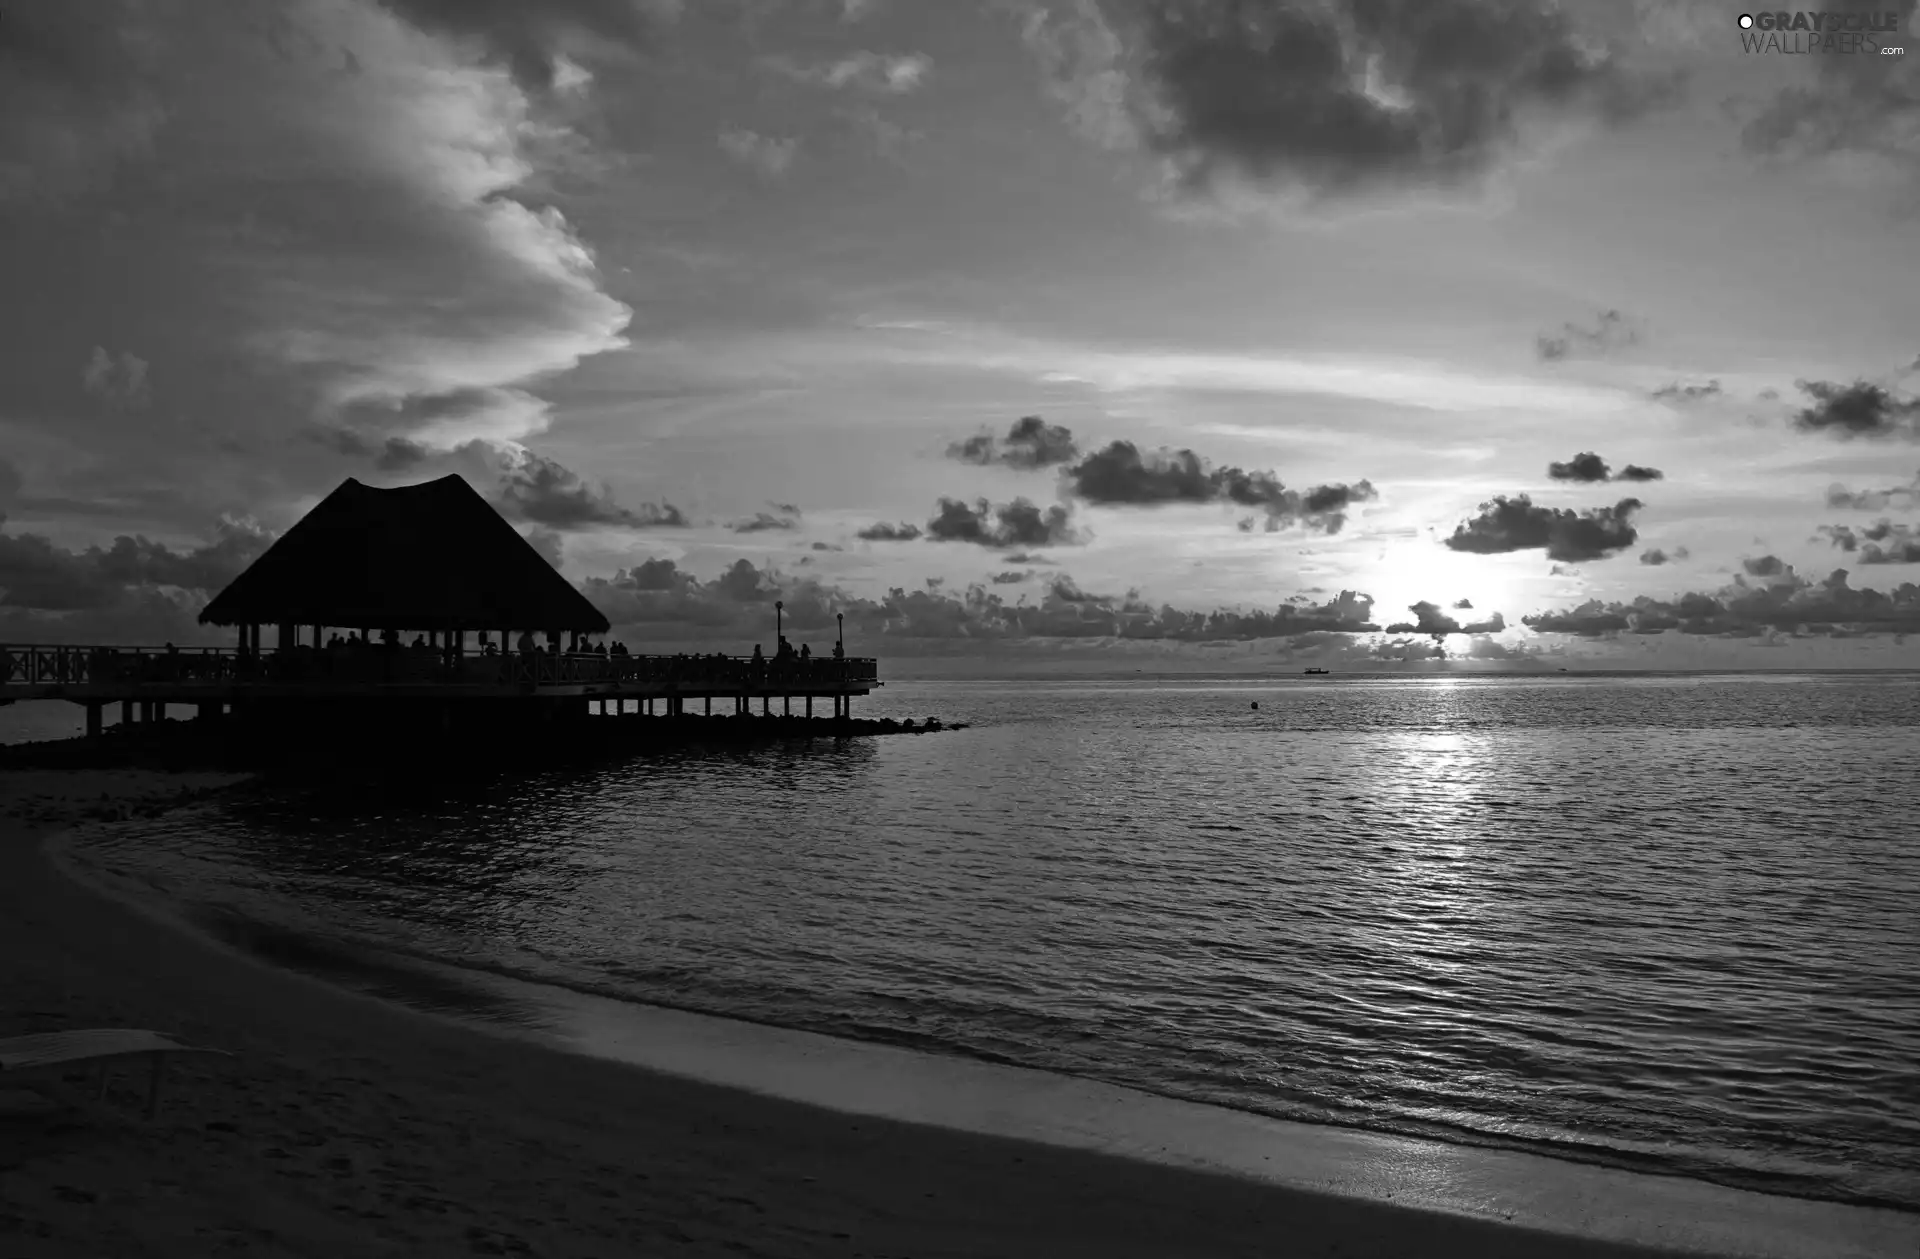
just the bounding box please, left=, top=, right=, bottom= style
left=2, top=769, right=1912, bottom=1258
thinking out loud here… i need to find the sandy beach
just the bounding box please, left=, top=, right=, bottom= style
left=0, top=768, right=1908, bottom=1259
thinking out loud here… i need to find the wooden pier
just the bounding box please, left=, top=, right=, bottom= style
left=0, top=642, right=882, bottom=737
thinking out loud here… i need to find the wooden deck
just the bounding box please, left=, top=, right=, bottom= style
left=0, top=643, right=881, bottom=710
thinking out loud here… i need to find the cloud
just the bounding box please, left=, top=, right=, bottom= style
left=1650, top=379, right=1723, bottom=404
left=1547, top=451, right=1610, bottom=483
left=1007, top=0, right=1136, bottom=152
left=1443, top=494, right=1643, bottom=562
left=946, top=416, right=1081, bottom=469
left=718, top=127, right=798, bottom=176
left=495, top=451, right=686, bottom=530
left=835, top=103, right=923, bottom=161
left=80, top=346, right=150, bottom=406
left=1742, top=554, right=1788, bottom=577
left=925, top=497, right=1086, bottom=548
left=1790, top=379, right=1920, bottom=440
left=0, top=0, right=634, bottom=522
left=581, top=556, right=1381, bottom=645
left=766, top=51, right=932, bottom=93
left=1452, top=598, right=1473, bottom=609
left=1828, top=471, right=1920, bottom=511
left=1383, top=600, right=1507, bottom=640
left=370, top=0, right=671, bottom=89
left=856, top=520, right=923, bottom=542
left=0, top=512, right=275, bottom=641
left=1535, top=309, right=1641, bottom=361
left=990, top=570, right=1030, bottom=584
left=1110, top=0, right=1675, bottom=203
left=1740, top=0, right=1918, bottom=197
left=1639, top=546, right=1689, bottom=566
left=317, top=428, right=435, bottom=473
left=1524, top=566, right=1920, bottom=638
left=1616, top=464, right=1663, bottom=482
left=1062, top=440, right=1376, bottom=533
left=1817, top=520, right=1920, bottom=564
left=730, top=508, right=801, bottom=533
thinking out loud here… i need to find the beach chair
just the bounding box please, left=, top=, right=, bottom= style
left=0, top=1029, right=230, bottom=1120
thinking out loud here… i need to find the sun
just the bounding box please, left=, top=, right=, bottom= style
left=1358, top=545, right=1537, bottom=635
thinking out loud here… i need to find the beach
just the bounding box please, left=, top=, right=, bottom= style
left=0, top=768, right=1912, bottom=1259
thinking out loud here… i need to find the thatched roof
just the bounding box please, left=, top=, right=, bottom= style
left=199, top=475, right=609, bottom=632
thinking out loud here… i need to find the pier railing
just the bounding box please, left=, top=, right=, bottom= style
left=0, top=643, right=878, bottom=693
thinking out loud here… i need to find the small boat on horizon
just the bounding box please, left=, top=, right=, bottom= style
left=1303, top=667, right=1330, bottom=675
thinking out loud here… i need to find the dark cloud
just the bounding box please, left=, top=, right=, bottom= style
left=945, top=415, right=1081, bottom=470
left=1742, top=554, right=1787, bottom=577
left=1828, top=471, right=1920, bottom=511
left=1639, top=546, right=1689, bottom=566
left=1002, top=551, right=1052, bottom=565
left=1124, top=0, right=1673, bottom=201
left=1063, top=440, right=1376, bottom=533
left=856, top=520, right=923, bottom=542
left=1740, top=0, right=1917, bottom=197
left=1650, top=380, right=1723, bottom=404
left=810, top=541, right=842, bottom=552
left=316, top=429, right=433, bottom=473
left=730, top=510, right=800, bottom=534
left=1790, top=379, right=1920, bottom=441
left=1535, top=309, right=1641, bottom=361
left=0, top=512, right=275, bottom=641
left=1547, top=451, right=1610, bottom=482
left=496, top=453, right=686, bottom=531
left=1443, top=494, right=1642, bottom=562
left=1818, top=520, right=1920, bottom=564
left=1383, top=601, right=1507, bottom=640
left=772, top=502, right=802, bottom=516
left=1524, top=566, right=1920, bottom=638
left=1452, top=598, right=1473, bottom=609
left=579, top=556, right=1380, bottom=645
left=1616, top=464, right=1663, bottom=482
left=990, top=570, right=1030, bottom=584
left=372, top=0, right=666, bottom=89
left=924, top=497, right=1085, bottom=549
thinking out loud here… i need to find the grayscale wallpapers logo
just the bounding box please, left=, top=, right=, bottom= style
left=1738, top=10, right=1908, bottom=53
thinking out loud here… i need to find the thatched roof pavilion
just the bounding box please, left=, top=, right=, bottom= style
left=200, top=475, right=608, bottom=636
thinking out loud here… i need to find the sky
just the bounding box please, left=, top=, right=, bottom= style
left=1, top=0, right=1917, bottom=669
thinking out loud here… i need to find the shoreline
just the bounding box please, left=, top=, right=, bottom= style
left=4, top=770, right=1917, bottom=1257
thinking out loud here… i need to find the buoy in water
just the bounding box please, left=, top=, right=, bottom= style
left=1250, top=701, right=1259, bottom=710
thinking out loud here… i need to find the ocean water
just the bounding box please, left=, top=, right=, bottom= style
left=60, top=674, right=1920, bottom=1212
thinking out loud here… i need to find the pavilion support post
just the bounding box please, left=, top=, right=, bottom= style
left=86, top=702, right=102, bottom=739
left=783, top=695, right=790, bottom=718
left=762, top=695, right=770, bottom=717
left=704, top=695, right=711, bottom=717
left=806, top=695, right=812, bottom=719
left=121, top=700, right=134, bottom=725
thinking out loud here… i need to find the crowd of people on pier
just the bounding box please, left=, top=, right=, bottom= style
left=85, top=626, right=858, bottom=687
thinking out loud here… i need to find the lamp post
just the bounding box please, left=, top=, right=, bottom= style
left=837, top=612, right=844, bottom=654
left=775, top=599, right=784, bottom=644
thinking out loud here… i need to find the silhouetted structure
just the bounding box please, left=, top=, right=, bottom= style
left=201, top=475, right=607, bottom=643
left=0, top=475, right=880, bottom=746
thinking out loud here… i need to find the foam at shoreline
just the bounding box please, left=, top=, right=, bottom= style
left=51, top=829, right=1920, bottom=1259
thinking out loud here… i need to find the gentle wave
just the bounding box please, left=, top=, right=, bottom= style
left=66, top=675, right=1920, bottom=1212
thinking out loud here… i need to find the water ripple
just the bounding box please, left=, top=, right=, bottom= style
left=67, top=673, right=1920, bottom=1212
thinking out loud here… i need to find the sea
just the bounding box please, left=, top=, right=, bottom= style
left=22, top=673, right=1920, bottom=1214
